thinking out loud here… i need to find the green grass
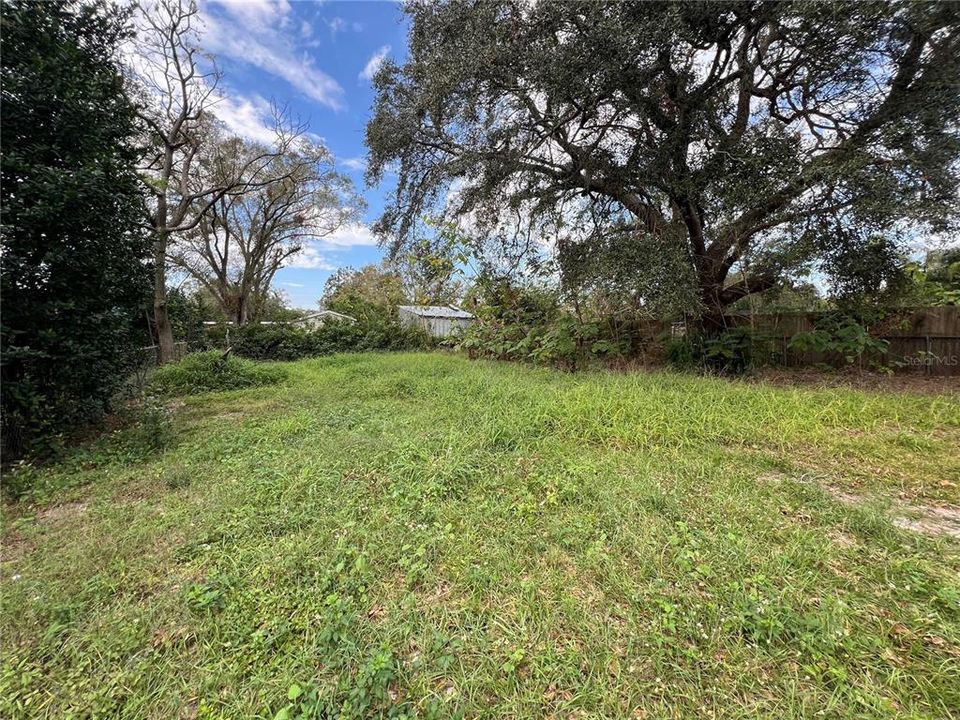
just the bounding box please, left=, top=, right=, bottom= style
left=2, top=352, right=959, bottom=719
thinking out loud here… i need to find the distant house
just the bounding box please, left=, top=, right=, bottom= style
left=290, top=310, right=357, bottom=329
left=398, top=305, right=475, bottom=338
left=202, top=310, right=356, bottom=330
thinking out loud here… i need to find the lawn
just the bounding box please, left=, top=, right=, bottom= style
left=2, top=352, right=959, bottom=719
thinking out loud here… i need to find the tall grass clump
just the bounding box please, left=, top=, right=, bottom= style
left=149, top=351, right=285, bottom=396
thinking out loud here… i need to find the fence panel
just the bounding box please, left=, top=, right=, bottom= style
left=679, top=308, right=960, bottom=376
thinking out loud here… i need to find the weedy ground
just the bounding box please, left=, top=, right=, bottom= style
left=2, top=352, right=959, bottom=719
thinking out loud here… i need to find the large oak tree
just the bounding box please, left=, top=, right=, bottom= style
left=367, top=0, right=960, bottom=324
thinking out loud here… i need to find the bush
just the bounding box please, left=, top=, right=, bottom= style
left=1, top=2, right=151, bottom=458
left=666, top=328, right=775, bottom=375
left=664, top=336, right=700, bottom=370
left=456, top=313, right=631, bottom=371
left=788, top=314, right=889, bottom=369
left=149, top=352, right=286, bottom=396
left=204, top=320, right=430, bottom=362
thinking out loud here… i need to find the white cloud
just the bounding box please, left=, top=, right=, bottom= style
left=212, top=92, right=279, bottom=144
left=359, top=45, right=390, bottom=82
left=325, top=17, right=347, bottom=35
left=287, top=246, right=337, bottom=270
left=281, top=281, right=305, bottom=288
left=325, top=17, right=363, bottom=36
left=208, top=0, right=292, bottom=26
left=199, top=1, right=345, bottom=110
left=285, top=224, right=378, bottom=271
left=339, top=156, right=367, bottom=171
left=318, top=223, right=378, bottom=248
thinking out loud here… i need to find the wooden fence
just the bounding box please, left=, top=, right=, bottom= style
left=717, top=306, right=960, bottom=376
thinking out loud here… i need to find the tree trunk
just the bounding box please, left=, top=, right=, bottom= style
left=153, top=232, right=176, bottom=363
left=236, top=294, right=248, bottom=326
left=697, top=271, right=729, bottom=335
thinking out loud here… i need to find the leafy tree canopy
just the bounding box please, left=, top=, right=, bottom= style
left=321, top=264, right=409, bottom=321
left=367, top=0, right=960, bottom=323
left=1, top=0, right=150, bottom=455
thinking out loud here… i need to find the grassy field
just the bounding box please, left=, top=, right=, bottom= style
left=2, top=352, right=959, bottom=719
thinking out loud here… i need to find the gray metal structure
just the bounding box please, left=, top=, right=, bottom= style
left=397, top=305, right=475, bottom=338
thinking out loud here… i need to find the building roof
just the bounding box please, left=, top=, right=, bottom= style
left=295, top=310, right=356, bottom=322
left=398, top=305, right=475, bottom=319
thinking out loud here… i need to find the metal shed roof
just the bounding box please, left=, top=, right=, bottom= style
left=398, top=305, right=475, bottom=319
left=297, top=310, right=356, bottom=322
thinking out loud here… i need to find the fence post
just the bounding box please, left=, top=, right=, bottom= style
left=925, top=335, right=932, bottom=377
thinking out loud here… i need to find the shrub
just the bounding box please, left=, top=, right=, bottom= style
left=149, top=352, right=285, bottom=396
left=789, top=314, right=889, bottom=369
left=205, top=320, right=430, bottom=362
left=1, top=2, right=151, bottom=458
left=456, top=313, right=630, bottom=370
left=664, top=336, right=700, bottom=370
left=122, top=395, right=173, bottom=453
left=666, top=328, right=775, bottom=375
left=229, top=325, right=322, bottom=361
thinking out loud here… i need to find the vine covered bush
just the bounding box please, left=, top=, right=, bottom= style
left=453, top=283, right=650, bottom=371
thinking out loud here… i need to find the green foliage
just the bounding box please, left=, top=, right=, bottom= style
left=184, top=579, right=227, bottom=612
left=664, top=336, right=700, bottom=371
left=456, top=281, right=643, bottom=370
left=210, top=320, right=430, bottom=362
left=275, top=649, right=403, bottom=720
left=368, top=2, right=960, bottom=316
left=0, top=0, right=150, bottom=457
left=322, top=264, right=408, bottom=322
left=400, top=219, right=471, bottom=305
left=789, top=315, right=890, bottom=368
left=558, top=226, right=701, bottom=320
left=817, top=233, right=912, bottom=313
left=148, top=352, right=285, bottom=396
left=122, top=395, right=173, bottom=455
left=163, top=286, right=209, bottom=348
left=666, top=328, right=775, bottom=375
left=729, top=280, right=827, bottom=314
left=902, top=248, right=960, bottom=306
left=458, top=314, right=631, bottom=371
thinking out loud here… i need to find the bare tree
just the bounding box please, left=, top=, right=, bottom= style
left=170, top=136, right=361, bottom=324
left=132, top=0, right=301, bottom=360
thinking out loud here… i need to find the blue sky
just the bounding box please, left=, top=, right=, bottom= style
left=196, top=0, right=408, bottom=309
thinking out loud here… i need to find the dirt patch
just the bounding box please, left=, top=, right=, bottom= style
left=1, top=532, right=31, bottom=564
left=756, top=472, right=960, bottom=540
left=827, top=529, right=859, bottom=548
left=825, top=482, right=960, bottom=540
left=892, top=506, right=960, bottom=540
left=37, top=501, right=88, bottom=524
left=825, top=487, right=864, bottom=505
left=213, top=411, right=248, bottom=422
left=2, top=501, right=89, bottom=564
